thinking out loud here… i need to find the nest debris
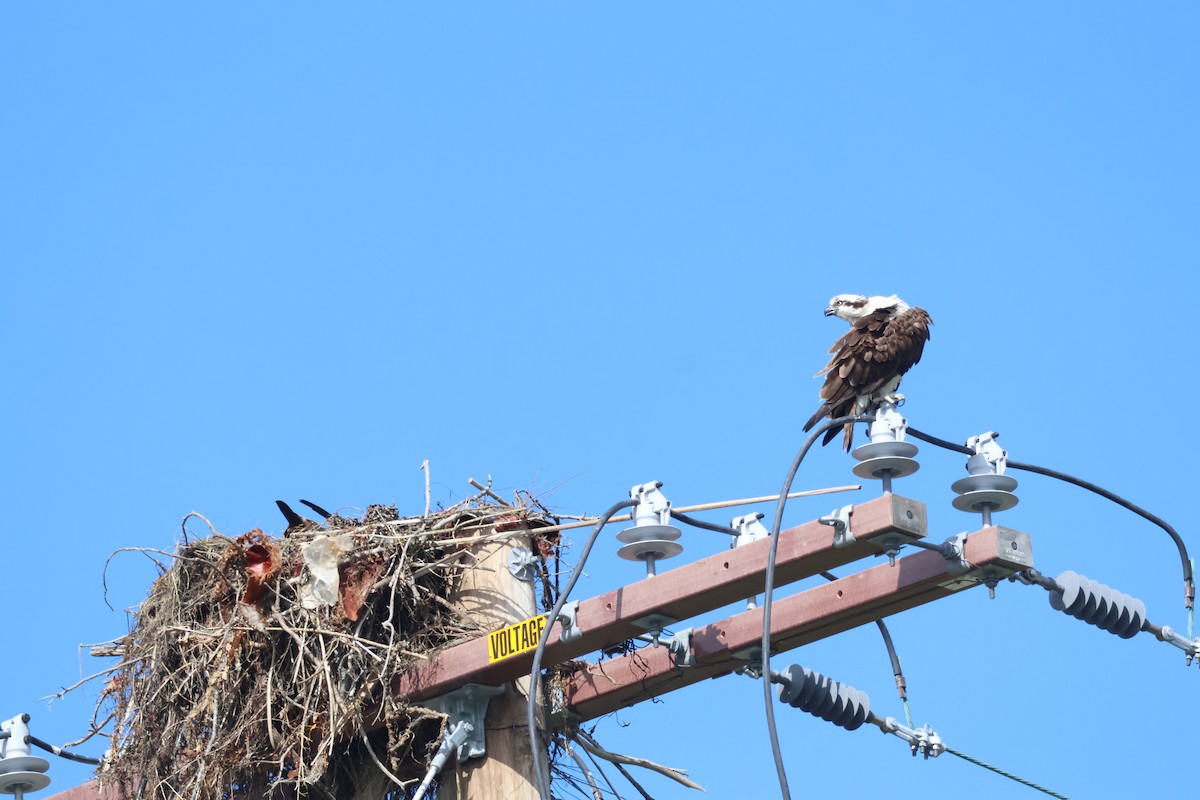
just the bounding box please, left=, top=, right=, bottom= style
left=78, top=495, right=560, bottom=800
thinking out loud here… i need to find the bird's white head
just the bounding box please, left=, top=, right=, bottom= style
left=825, top=293, right=909, bottom=323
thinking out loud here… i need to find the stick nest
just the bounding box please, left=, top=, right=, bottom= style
left=86, top=499, right=558, bottom=800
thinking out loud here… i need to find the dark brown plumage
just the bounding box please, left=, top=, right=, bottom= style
left=803, top=295, right=932, bottom=450
left=275, top=500, right=323, bottom=536
left=299, top=499, right=334, bottom=520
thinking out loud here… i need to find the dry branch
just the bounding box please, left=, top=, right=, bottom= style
left=575, top=729, right=705, bottom=792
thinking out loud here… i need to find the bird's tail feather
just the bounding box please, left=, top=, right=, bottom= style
left=803, top=404, right=829, bottom=434
left=807, top=404, right=857, bottom=450
left=276, top=500, right=305, bottom=528
left=300, top=499, right=334, bottom=520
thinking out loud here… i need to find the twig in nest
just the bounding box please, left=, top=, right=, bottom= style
left=575, top=729, right=705, bottom=792
left=180, top=511, right=221, bottom=544
left=100, top=547, right=178, bottom=611
left=577, top=736, right=625, bottom=800
left=42, top=662, right=131, bottom=703
left=356, top=717, right=412, bottom=790
left=563, top=738, right=603, bottom=800
left=468, top=477, right=511, bottom=507
left=421, top=460, right=431, bottom=518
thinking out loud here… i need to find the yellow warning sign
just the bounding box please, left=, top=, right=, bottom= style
left=487, top=614, right=548, bottom=664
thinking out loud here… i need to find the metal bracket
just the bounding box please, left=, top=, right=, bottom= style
left=427, top=684, right=504, bottom=761
left=666, top=628, right=696, bottom=669
left=936, top=531, right=993, bottom=593
left=730, top=646, right=767, bottom=678
left=507, top=546, right=538, bottom=582
left=940, top=533, right=971, bottom=576
left=556, top=600, right=583, bottom=643
left=820, top=505, right=854, bottom=548
left=631, top=612, right=678, bottom=639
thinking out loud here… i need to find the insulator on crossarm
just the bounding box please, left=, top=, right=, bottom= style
left=774, top=664, right=871, bottom=731
left=1048, top=570, right=1147, bottom=639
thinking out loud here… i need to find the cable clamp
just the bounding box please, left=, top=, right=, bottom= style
left=966, top=431, right=1008, bottom=474
left=556, top=600, right=583, bottom=644
left=732, top=512, right=770, bottom=608
left=882, top=717, right=945, bottom=759
left=1156, top=625, right=1200, bottom=666
left=731, top=512, right=769, bottom=549
left=820, top=505, right=855, bottom=549
left=869, top=403, right=910, bottom=442
left=629, top=481, right=672, bottom=526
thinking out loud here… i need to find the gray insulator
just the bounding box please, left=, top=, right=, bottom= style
left=1048, top=570, right=1146, bottom=639
left=775, top=664, right=871, bottom=731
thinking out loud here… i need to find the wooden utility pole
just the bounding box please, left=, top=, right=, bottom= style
left=441, top=524, right=544, bottom=800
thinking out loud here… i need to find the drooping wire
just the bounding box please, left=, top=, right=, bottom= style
left=762, top=414, right=870, bottom=800
left=905, top=427, right=1195, bottom=631
left=529, top=498, right=640, bottom=800
left=669, top=509, right=738, bottom=536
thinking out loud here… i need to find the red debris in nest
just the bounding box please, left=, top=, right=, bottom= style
left=236, top=529, right=281, bottom=607
left=339, top=556, right=387, bottom=622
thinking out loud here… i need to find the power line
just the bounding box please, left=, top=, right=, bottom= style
left=762, top=414, right=871, bottom=800
left=945, top=747, right=1070, bottom=799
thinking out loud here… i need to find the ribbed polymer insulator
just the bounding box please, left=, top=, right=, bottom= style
left=775, top=664, right=871, bottom=731
left=1049, top=570, right=1147, bottom=639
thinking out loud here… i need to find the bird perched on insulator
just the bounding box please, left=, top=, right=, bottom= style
left=803, top=294, right=932, bottom=451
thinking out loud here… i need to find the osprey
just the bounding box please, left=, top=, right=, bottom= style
left=803, top=294, right=932, bottom=451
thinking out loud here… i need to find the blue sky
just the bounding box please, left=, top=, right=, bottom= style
left=3, top=4, right=1198, bottom=799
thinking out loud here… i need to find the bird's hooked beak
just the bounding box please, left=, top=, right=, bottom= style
left=824, top=307, right=836, bottom=317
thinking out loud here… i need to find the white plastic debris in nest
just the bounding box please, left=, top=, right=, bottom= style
left=298, top=534, right=352, bottom=610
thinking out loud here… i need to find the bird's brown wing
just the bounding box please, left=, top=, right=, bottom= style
left=804, top=307, right=933, bottom=446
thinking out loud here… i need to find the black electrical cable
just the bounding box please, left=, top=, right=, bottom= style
left=820, top=570, right=910, bottom=716
left=528, top=497, right=639, bottom=800
left=26, top=735, right=102, bottom=765
left=762, top=414, right=871, bottom=800
left=669, top=509, right=738, bottom=536
left=906, top=427, right=1195, bottom=610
